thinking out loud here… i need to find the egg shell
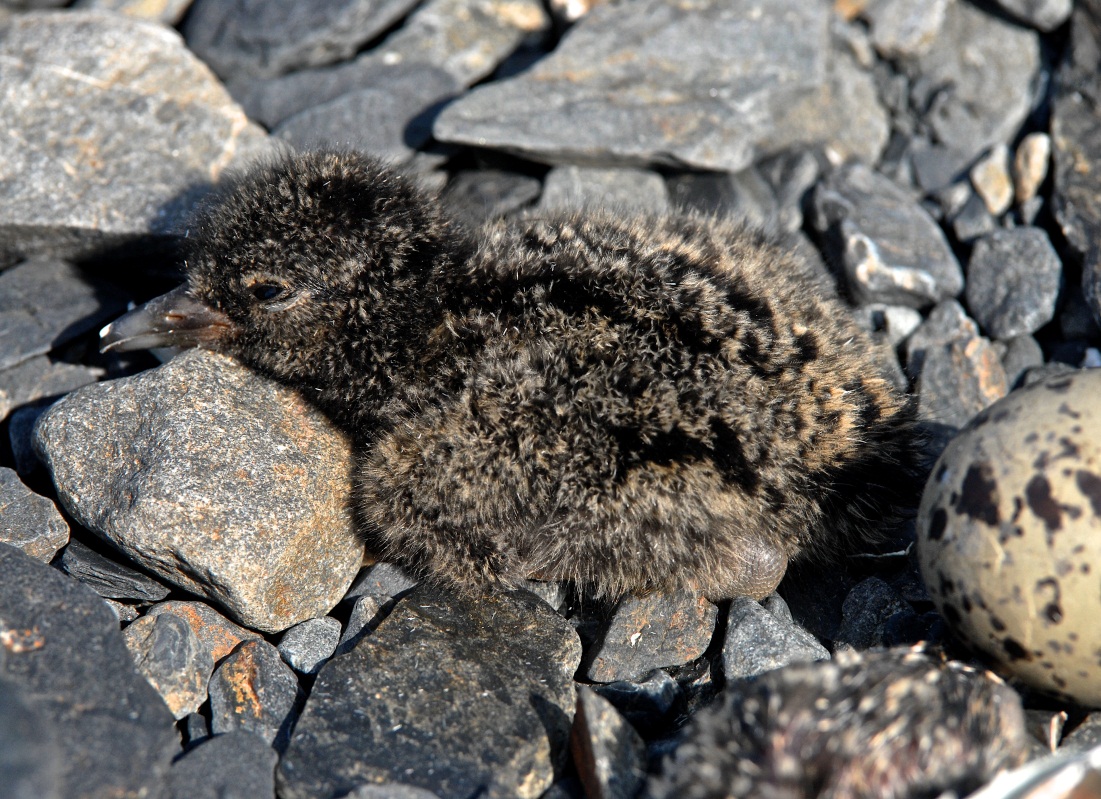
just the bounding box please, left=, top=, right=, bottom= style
left=917, top=369, right=1101, bottom=707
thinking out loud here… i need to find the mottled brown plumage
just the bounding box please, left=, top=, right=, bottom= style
left=102, top=151, right=923, bottom=600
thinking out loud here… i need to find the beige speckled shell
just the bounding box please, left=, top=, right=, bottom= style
left=917, top=370, right=1101, bottom=707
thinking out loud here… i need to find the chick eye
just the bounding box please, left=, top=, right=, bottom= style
left=249, top=282, right=286, bottom=302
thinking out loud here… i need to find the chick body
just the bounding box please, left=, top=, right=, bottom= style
left=119, top=152, right=922, bottom=599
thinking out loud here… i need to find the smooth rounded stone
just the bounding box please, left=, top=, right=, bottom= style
left=0, top=675, right=62, bottom=799
left=863, top=0, right=950, bottom=58
left=0, top=544, right=179, bottom=797
left=59, top=537, right=170, bottom=602
left=850, top=304, right=923, bottom=350
left=434, top=0, right=831, bottom=172
left=273, top=66, right=460, bottom=165
left=916, top=335, right=1009, bottom=431
left=146, top=600, right=262, bottom=665
left=441, top=169, right=543, bottom=227
left=906, top=0, right=1040, bottom=156
left=0, top=11, right=271, bottom=265
left=1000, top=334, right=1045, bottom=389
left=0, top=356, right=104, bottom=423
left=990, top=0, right=1072, bottom=31
left=903, top=299, right=981, bottom=381
left=539, top=166, right=669, bottom=213
left=183, top=0, right=421, bottom=80
left=834, top=577, right=911, bottom=649
left=592, top=670, right=682, bottom=737
left=277, top=616, right=341, bottom=675
left=571, top=687, right=647, bottom=799
left=970, top=144, right=1014, bottom=217
left=343, top=561, right=419, bottom=604
left=1014, top=132, right=1051, bottom=205
left=168, top=731, right=278, bottom=799
left=72, top=0, right=195, bottom=24
left=722, top=595, right=829, bottom=680
left=0, top=259, right=128, bottom=372
left=209, top=640, right=302, bottom=752
left=666, top=168, right=779, bottom=232
left=966, top=228, right=1063, bottom=340
left=583, top=591, right=719, bottom=683
left=951, top=191, right=998, bottom=244
left=813, top=162, right=963, bottom=308
left=124, top=612, right=213, bottom=720
left=278, top=585, right=582, bottom=799
left=34, top=348, right=363, bottom=633
left=646, top=648, right=1030, bottom=799
left=918, top=370, right=1101, bottom=707
left=0, top=467, right=68, bottom=561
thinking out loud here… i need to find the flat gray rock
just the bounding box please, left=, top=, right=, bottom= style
left=991, top=0, right=1072, bottom=31
left=168, top=731, right=278, bottom=799
left=277, top=616, right=341, bottom=675
left=146, top=600, right=262, bottom=665
left=124, top=612, right=214, bottom=720
left=0, top=544, right=178, bottom=798
left=0, top=259, right=127, bottom=372
left=0, top=11, right=271, bottom=264
left=59, top=537, right=170, bottom=602
left=813, top=162, right=963, bottom=307
left=434, top=0, right=831, bottom=171
left=722, top=595, right=830, bottom=680
left=0, top=675, right=62, bottom=799
left=0, top=356, right=103, bottom=422
left=572, top=688, right=646, bottom=799
left=0, top=467, right=68, bottom=561
left=863, top=0, right=950, bottom=58
left=183, top=0, right=420, bottom=80
left=33, top=348, right=363, bottom=633
left=278, top=585, right=581, bottom=799
left=965, top=228, right=1063, bottom=339
left=538, top=166, right=670, bottom=213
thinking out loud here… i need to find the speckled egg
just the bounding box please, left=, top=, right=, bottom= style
left=917, top=369, right=1101, bottom=707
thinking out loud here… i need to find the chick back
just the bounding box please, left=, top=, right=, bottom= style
left=359, top=210, right=922, bottom=597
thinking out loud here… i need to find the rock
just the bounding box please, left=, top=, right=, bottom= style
left=835, top=577, right=912, bottom=649
left=666, top=167, right=780, bottom=231
left=146, top=600, right=262, bottom=665
left=903, top=299, right=981, bottom=380
left=812, top=162, right=963, bottom=307
left=990, top=0, right=1073, bottom=31
left=1001, top=335, right=1046, bottom=389
left=0, top=675, right=62, bottom=799
left=864, top=0, right=950, bottom=58
left=918, top=369, right=1101, bottom=707
left=167, top=731, right=279, bottom=799
left=72, top=0, right=195, bottom=24
left=7, top=403, right=48, bottom=478
left=34, top=348, right=363, bottom=633
left=278, top=585, right=581, bottom=799
left=916, top=335, right=1009, bottom=431
left=647, top=648, right=1030, bottom=799
left=0, top=259, right=128, bottom=372
left=343, top=561, right=419, bottom=603
left=950, top=191, right=998, bottom=244
left=277, top=617, right=341, bottom=675
left=236, top=0, right=548, bottom=128
left=124, top=612, right=214, bottom=720
left=0, top=11, right=271, bottom=264
left=344, top=785, right=444, bottom=799
left=571, top=687, right=647, bottom=799
left=59, top=538, right=170, bottom=602
left=182, top=711, right=211, bottom=750
left=441, top=169, right=543, bottom=227
left=970, top=144, right=1014, bottom=217
left=0, top=467, right=68, bottom=561
left=965, top=228, right=1063, bottom=339
left=335, top=594, right=385, bottom=655
left=539, top=166, right=669, bottom=213
left=583, top=590, right=719, bottom=683
left=851, top=304, right=923, bottom=350
left=907, top=0, right=1040, bottom=157
left=592, top=670, right=682, bottom=737
left=0, top=356, right=103, bottom=422
left=434, top=0, right=833, bottom=171
left=183, top=0, right=421, bottom=80
left=208, top=640, right=302, bottom=752
left=273, top=66, right=460, bottom=164
left=757, top=149, right=822, bottom=234
left=1014, top=132, right=1051, bottom=205
left=722, top=595, right=829, bottom=680
left=0, top=544, right=178, bottom=797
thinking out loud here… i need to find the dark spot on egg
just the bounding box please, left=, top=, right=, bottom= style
left=955, top=463, right=1000, bottom=526
left=961, top=595, right=972, bottom=613
left=1002, top=638, right=1031, bottom=661
left=942, top=605, right=962, bottom=626
left=1057, top=402, right=1081, bottom=419
left=989, top=616, right=1006, bottom=633
left=927, top=508, right=948, bottom=541
left=1043, top=603, right=1063, bottom=624
left=1075, top=470, right=1101, bottom=517
left=1025, top=475, right=1062, bottom=534
left=1044, top=377, right=1074, bottom=393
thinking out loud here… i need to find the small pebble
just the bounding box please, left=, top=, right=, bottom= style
left=123, top=612, right=213, bottom=720
left=722, top=595, right=829, bottom=680
left=970, top=144, right=1014, bottom=216
left=1014, top=132, right=1052, bottom=205
left=277, top=617, right=342, bottom=675
left=209, top=639, right=302, bottom=752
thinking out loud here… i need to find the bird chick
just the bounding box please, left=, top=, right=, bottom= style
left=102, top=151, right=923, bottom=600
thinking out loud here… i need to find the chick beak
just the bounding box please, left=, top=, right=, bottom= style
left=99, top=286, right=233, bottom=354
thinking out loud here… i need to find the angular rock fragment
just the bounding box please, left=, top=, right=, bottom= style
left=59, top=537, right=170, bottom=602
left=991, top=0, right=1072, bottom=31
left=592, top=670, right=682, bottom=737
left=863, top=0, right=950, bottom=59
left=571, top=687, right=647, bottom=799
left=0, top=356, right=103, bottom=422
left=965, top=228, right=1062, bottom=339
left=0, top=467, right=68, bottom=561
left=278, top=586, right=581, bottom=799
left=209, top=640, right=302, bottom=752
left=34, top=348, right=363, bottom=633
left=278, top=617, right=341, bottom=675
left=146, top=600, right=263, bottom=665
left=167, top=731, right=279, bottom=799
left=0, top=11, right=271, bottom=264
left=539, top=166, right=669, bottom=213
left=124, top=612, right=214, bottom=720
left=583, top=591, right=718, bottom=683
left=722, top=595, right=829, bottom=680
left=0, top=544, right=178, bottom=798
left=970, top=144, right=1014, bottom=217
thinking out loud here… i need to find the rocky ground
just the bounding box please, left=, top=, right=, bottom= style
left=1, top=0, right=1101, bottom=797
